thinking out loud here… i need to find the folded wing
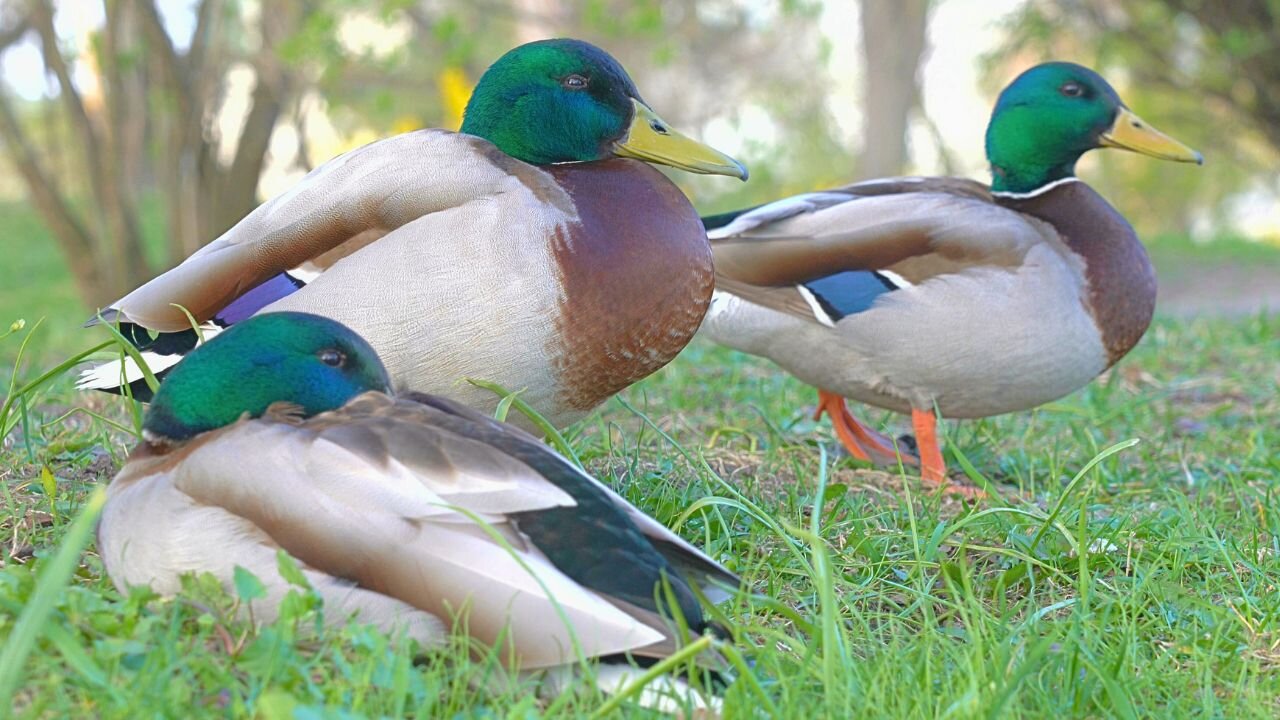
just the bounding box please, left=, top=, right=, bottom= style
left=96, top=131, right=548, bottom=331
left=709, top=177, right=1056, bottom=323
left=172, top=392, right=737, bottom=669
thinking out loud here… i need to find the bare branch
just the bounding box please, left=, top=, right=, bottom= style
left=0, top=86, right=104, bottom=302
left=858, top=0, right=929, bottom=178
left=30, top=0, right=148, bottom=288
left=143, top=0, right=230, bottom=255
left=214, top=0, right=297, bottom=231
left=215, top=69, right=284, bottom=233
left=135, top=0, right=189, bottom=115
left=186, top=0, right=219, bottom=79
left=290, top=95, right=312, bottom=172
left=0, top=16, right=29, bottom=49
left=28, top=0, right=95, bottom=144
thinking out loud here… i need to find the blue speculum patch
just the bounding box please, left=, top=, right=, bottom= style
left=802, top=270, right=900, bottom=321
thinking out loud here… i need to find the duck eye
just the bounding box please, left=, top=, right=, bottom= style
left=318, top=349, right=346, bottom=368
left=561, top=74, right=588, bottom=90
left=1060, top=82, right=1084, bottom=98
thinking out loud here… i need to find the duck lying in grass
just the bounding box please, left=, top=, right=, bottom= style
left=98, top=312, right=740, bottom=713
left=80, top=38, right=746, bottom=430
left=700, top=62, right=1202, bottom=494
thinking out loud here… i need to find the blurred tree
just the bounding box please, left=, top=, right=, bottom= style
left=0, top=0, right=841, bottom=306
left=0, top=0, right=305, bottom=305
left=994, top=0, right=1280, bottom=237
left=858, top=0, right=930, bottom=178
left=395, top=0, right=845, bottom=210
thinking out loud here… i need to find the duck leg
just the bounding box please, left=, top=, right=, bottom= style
left=909, top=408, right=981, bottom=498
left=815, top=390, right=912, bottom=465
left=909, top=407, right=947, bottom=484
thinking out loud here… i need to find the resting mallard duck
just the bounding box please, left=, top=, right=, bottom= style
left=79, top=38, right=746, bottom=430
left=699, top=62, right=1202, bottom=492
left=99, top=312, right=740, bottom=712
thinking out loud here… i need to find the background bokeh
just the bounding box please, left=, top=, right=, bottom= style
left=2, top=7, right=1278, bottom=717
left=0, top=0, right=1276, bottom=358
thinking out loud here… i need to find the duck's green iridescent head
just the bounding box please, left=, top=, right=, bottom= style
left=143, top=313, right=390, bottom=443
left=461, top=38, right=747, bottom=180
left=984, top=62, right=1202, bottom=194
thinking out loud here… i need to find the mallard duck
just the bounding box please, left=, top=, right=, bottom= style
left=699, top=62, right=1202, bottom=492
left=79, top=38, right=746, bottom=430
left=100, top=312, right=740, bottom=712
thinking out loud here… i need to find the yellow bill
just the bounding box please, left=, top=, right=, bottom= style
left=1100, top=107, right=1203, bottom=164
left=614, top=99, right=748, bottom=180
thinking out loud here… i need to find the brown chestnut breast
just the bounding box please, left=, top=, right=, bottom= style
left=545, top=160, right=714, bottom=411
left=996, top=181, right=1156, bottom=366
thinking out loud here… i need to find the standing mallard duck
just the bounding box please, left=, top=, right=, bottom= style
left=699, top=63, right=1202, bottom=492
left=100, top=312, right=739, bottom=712
left=79, top=39, right=746, bottom=429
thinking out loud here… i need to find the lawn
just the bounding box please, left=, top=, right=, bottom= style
left=2, top=199, right=1279, bottom=718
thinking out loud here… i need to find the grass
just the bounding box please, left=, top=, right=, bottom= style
left=2, top=201, right=1279, bottom=717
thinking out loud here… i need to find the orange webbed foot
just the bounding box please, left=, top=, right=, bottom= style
left=815, top=390, right=915, bottom=466
left=910, top=407, right=983, bottom=499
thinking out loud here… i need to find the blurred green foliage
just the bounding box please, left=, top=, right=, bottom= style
left=235, top=0, right=847, bottom=212
left=1, top=0, right=1275, bottom=313
left=991, top=0, right=1280, bottom=240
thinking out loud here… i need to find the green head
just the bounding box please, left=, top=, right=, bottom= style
left=985, top=62, right=1202, bottom=194
left=143, top=313, right=390, bottom=443
left=461, top=38, right=746, bottom=179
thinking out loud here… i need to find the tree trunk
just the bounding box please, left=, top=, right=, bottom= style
left=211, top=2, right=298, bottom=237
left=0, top=0, right=305, bottom=304
left=858, top=0, right=930, bottom=179
left=0, top=90, right=109, bottom=305
left=29, top=0, right=147, bottom=293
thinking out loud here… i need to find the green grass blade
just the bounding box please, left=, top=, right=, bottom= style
left=93, top=314, right=161, bottom=395
left=1029, top=438, right=1140, bottom=554
left=0, top=487, right=107, bottom=713
left=1, top=338, right=114, bottom=439
left=586, top=635, right=714, bottom=719
left=465, top=377, right=581, bottom=467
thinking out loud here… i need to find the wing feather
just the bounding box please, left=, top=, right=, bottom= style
left=712, top=276, right=825, bottom=324
left=710, top=180, right=1054, bottom=289
left=401, top=393, right=740, bottom=603
left=98, top=131, right=552, bottom=330
left=168, top=393, right=734, bottom=669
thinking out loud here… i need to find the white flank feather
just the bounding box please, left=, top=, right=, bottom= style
left=286, top=267, right=321, bottom=285
left=876, top=269, right=913, bottom=289
left=795, top=285, right=836, bottom=327
left=76, top=325, right=222, bottom=391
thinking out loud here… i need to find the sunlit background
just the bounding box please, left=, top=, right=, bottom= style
left=0, top=0, right=1276, bottom=349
